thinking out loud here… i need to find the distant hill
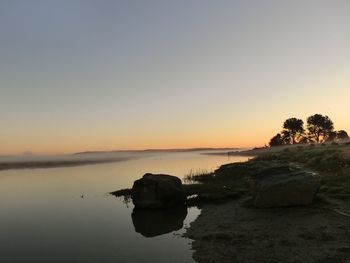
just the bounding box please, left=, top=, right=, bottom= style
left=74, top=147, right=241, bottom=155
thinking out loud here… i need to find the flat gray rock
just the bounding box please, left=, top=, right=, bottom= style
left=252, top=166, right=320, bottom=208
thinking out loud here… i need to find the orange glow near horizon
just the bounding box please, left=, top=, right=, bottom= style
left=0, top=134, right=264, bottom=155
left=1, top=111, right=349, bottom=155
left=1, top=1, right=349, bottom=155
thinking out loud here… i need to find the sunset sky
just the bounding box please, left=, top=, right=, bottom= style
left=1, top=1, right=350, bottom=154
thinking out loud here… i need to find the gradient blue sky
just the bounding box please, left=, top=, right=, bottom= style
left=1, top=1, right=349, bottom=154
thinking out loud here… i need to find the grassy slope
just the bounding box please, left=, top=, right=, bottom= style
left=184, top=142, right=350, bottom=204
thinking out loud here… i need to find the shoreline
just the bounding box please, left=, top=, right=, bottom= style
left=185, top=143, right=350, bottom=262
left=0, top=148, right=240, bottom=172
left=185, top=197, right=350, bottom=263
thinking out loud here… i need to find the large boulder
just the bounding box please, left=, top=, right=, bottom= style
left=131, top=173, right=186, bottom=209
left=252, top=166, right=320, bottom=208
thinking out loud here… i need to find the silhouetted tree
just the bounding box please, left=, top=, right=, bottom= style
left=307, top=114, right=334, bottom=143
left=267, top=114, right=345, bottom=147
left=282, top=118, right=304, bottom=144
left=281, top=130, right=292, bottom=145
left=326, top=131, right=337, bottom=142
left=337, top=130, right=349, bottom=141
left=269, top=133, right=284, bottom=147
left=298, top=136, right=308, bottom=144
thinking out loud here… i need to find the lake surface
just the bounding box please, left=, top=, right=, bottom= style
left=0, top=151, right=248, bottom=263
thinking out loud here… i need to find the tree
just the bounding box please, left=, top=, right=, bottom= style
left=282, top=118, right=304, bottom=144
left=325, top=131, right=337, bottom=142
left=269, top=133, right=284, bottom=147
left=281, top=130, right=292, bottom=145
left=336, top=130, right=349, bottom=141
left=269, top=131, right=295, bottom=147
left=298, top=136, right=308, bottom=144
left=306, top=114, right=334, bottom=143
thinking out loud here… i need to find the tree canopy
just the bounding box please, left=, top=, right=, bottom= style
left=283, top=118, right=304, bottom=144
left=306, top=114, right=334, bottom=143
left=337, top=130, right=349, bottom=141
left=268, top=114, right=348, bottom=147
left=269, top=133, right=284, bottom=147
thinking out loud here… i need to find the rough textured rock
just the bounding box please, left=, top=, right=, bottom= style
left=252, top=166, right=320, bottom=208
left=131, top=173, right=186, bottom=209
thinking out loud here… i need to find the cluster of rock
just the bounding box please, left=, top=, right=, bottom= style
left=127, top=166, right=320, bottom=211
left=119, top=166, right=320, bottom=240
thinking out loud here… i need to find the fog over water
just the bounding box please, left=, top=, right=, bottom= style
left=0, top=148, right=241, bottom=170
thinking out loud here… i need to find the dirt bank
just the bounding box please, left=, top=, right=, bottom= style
left=185, top=197, right=350, bottom=263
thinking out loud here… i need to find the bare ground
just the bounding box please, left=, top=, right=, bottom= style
left=185, top=197, right=350, bottom=263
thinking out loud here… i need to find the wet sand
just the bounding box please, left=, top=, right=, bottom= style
left=185, top=197, right=350, bottom=263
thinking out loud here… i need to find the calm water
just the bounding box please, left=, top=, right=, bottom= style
left=0, top=151, right=248, bottom=263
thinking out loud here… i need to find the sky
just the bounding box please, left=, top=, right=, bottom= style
left=0, top=0, right=350, bottom=154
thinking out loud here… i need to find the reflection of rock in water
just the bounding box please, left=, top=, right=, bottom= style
left=132, top=206, right=188, bottom=238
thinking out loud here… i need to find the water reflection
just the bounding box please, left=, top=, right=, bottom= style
left=132, top=206, right=188, bottom=237
left=0, top=151, right=248, bottom=262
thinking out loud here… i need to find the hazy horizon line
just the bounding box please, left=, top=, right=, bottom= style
left=74, top=146, right=246, bottom=155
left=0, top=146, right=249, bottom=157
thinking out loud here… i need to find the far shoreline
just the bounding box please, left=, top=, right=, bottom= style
left=0, top=147, right=241, bottom=172
left=0, top=157, right=134, bottom=171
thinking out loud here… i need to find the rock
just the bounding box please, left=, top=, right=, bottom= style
left=131, top=173, right=186, bottom=209
left=252, top=166, right=320, bottom=208
left=131, top=206, right=187, bottom=237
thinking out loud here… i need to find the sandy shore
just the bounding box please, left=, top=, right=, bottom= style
left=185, top=197, right=350, bottom=263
